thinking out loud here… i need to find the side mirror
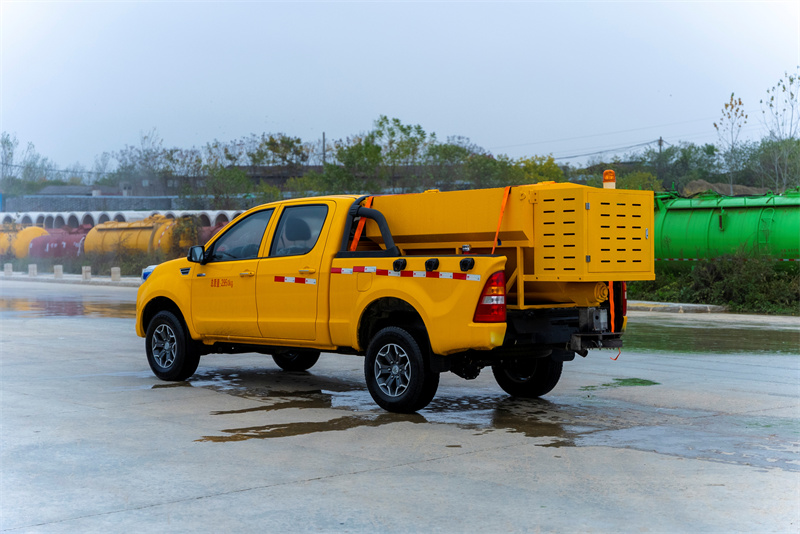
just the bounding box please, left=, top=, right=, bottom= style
left=187, top=245, right=206, bottom=264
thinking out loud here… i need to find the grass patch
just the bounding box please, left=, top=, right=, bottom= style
left=628, top=255, right=800, bottom=315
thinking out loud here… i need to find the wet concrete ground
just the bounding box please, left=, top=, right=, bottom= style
left=1, top=279, right=798, bottom=532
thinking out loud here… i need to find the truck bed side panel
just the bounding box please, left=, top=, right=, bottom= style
left=328, top=255, right=506, bottom=355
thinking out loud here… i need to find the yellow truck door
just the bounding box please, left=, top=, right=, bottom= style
left=256, top=203, right=332, bottom=341
left=191, top=208, right=274, bottom=338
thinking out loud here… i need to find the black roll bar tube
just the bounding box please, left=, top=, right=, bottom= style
left=340, top=196, right=401, bottom=256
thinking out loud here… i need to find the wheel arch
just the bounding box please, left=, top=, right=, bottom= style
left=357, top=297, right=429, bottom=354
left=141, top=297, right=194, bottom=340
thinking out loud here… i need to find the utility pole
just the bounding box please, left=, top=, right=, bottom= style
left=322, top=132, right=326, bottom=166
left=657, top=136, right=663, bottom=184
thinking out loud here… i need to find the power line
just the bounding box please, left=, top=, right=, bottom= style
left=549, top=120, right=766, bottom=162
left=552, top=140, right=660, bottom=161
left=489, top=117, right=718, bottom=151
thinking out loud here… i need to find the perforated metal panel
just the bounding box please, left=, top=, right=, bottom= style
left=534, top=193, right=585, bottom=276
left=586, top=191, right=653, bottom=274
left=533, top=188, right=653, bottom=281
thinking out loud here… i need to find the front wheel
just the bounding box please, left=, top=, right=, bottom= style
left=365, top=326, right=439, bottom=413
left=492, top=357, right=563, bottom=398
left=145, top=311, right=201, bottom=381
left=272, top=350, right=321, bottom=372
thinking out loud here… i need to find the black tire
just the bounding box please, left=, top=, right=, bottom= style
left=492, top=357, right=563, bottom=398
left=145, top=311, right=201, bottom=381
left=365, top=326, right=439, bottom=413
left=272, top=350, right=321, bottom=372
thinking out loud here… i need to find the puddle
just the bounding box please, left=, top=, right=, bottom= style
left=178, top=371, right=617, bottom=446
left=0, top=296, right=135, bottom=319
left=186, top=369, right=575, bottom=444
left=198, top=412, right=426, bottom=442
left=178, top=367, right=799, bottom=471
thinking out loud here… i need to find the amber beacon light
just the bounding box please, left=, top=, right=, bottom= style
left=603, top=169, right=616, bottom=189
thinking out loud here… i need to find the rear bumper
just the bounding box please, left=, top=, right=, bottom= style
left=505, top=306, right=622, bottom=350
left=568, top=332, right=623, bottom=351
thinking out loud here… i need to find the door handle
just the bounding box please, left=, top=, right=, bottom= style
left=239, top=271, right=255, bottom=277
left=298, top=268, right=316, bottom=274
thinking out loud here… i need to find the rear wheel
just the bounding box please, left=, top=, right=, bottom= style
left=492, top=357, right=562, bottom=398
left=146, top=311, right=201, bottom=381
left=272, top=350, right=321, bottom=372
left=365, top=326, right=439, bottom=413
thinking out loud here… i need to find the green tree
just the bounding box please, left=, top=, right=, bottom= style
left=284, top=173, right=324, bottom=197
left=517, top=155, right=565, bottom=183
left=324, top=134, right=384, bottom=193
left=252, top=181, right=282, bottom=205
left=423, top=136, right=478, bottom=190
left=203, top=164, right=252, bottom=209
left=245, top=133, right=309, bottom=177
left=463, top=154, right=523, bottom=189
left=373, top=116, right=435, bottom=191
left=635, top=142, right=720, bottom=192
left=749, top=138, right=800, bottom=191
left=617, top=171, right=663, bottom=191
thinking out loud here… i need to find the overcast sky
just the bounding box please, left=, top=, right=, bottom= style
left=2, top=1, right=799, bottom=171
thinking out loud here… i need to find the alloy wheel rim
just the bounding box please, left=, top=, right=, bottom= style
left=374, top=343, right=411, bottom=397
left=152, top=324, right=177, bottom=368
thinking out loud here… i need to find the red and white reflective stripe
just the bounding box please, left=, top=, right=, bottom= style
left=331, top=266, right=481, bottom=281
left=274, top=276, right=317, bottom=285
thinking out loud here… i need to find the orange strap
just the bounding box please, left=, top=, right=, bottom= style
left=608, top=281, right=615, bottom=333
left=491, top=186, right=511, bottom=254
left=349, top=196, right=374, bottom=251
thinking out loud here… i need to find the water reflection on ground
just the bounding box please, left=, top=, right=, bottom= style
left=0, top=296, right=136, bottom=319
left=625, top=312, right=800, bottom=354
left=184, top=367, right=799, bottom=472
left=185, top=368, right=619, bottom=445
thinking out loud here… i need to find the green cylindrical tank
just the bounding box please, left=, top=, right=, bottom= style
left=654, top=189, right=800, bottom=261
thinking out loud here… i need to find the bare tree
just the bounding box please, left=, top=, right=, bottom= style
left=1, top=132, right=19, bottom=180
left=714, top=93, right=748, bottom=194
left=754, top=68, right=800, bottom=191
left=761, top=67, right=800, bottom=141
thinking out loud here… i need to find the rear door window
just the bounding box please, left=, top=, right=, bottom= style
left=269, top=205, right=329, bottom=257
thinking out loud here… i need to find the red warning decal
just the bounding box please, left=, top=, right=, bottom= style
left=274, top=276, right=317, bottom=285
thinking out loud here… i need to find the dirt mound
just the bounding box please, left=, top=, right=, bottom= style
left=682, top=180, right=772, bottom=197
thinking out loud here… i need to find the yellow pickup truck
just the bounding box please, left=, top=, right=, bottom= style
left=136, top=182, right=654, bottom=412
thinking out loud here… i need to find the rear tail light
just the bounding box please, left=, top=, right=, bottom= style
left=474, top=271, right=506, bottom=323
